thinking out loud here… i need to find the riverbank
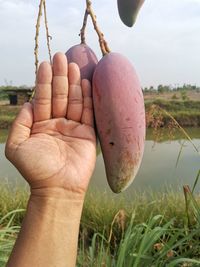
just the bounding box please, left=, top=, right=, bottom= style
left=146, top=99, right=200, bottom=128
left=1, top=98, right=200, bottom=129
left=1, top=185, right=200, bottom=266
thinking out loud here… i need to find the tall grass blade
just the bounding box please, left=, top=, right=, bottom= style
left=175, top=141, right=185, bottom=168
left=167, top=258, right=200, bottom=267
left=0, top=209, right=24, bottom=225
left=192, top=169, right=200, bottom=193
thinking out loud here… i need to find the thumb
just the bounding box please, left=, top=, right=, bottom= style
left=5, top=102, right=33, bottom=160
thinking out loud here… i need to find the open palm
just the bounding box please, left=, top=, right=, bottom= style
left=5, top=53, right=96, bottom=196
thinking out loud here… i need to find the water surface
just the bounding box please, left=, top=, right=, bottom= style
left=0, top=128, right=199, bottom=196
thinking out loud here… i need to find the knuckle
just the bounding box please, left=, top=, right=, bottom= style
left=35, top=97, right=51, bottom=105
left=68, top=98, right=83, bottom=105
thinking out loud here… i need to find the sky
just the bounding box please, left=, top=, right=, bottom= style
left=0, top=0, right=200, bottom=88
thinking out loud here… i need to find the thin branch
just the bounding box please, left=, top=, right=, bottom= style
left=80, top=9, right=89, bottom=44
left=86, top=0, right=111, bottom=56
left=31, top=0, right=44, bottom=100
left=31, top=0, right=52, bottom=101
left=43, top=0, right=52, bottom=64
left=34, top=0, right=44, bottom=82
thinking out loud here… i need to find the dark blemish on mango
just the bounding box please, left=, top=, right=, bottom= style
left=109, top=142, right=115, bottom=146
left=106, top=129, right=111, bottom=135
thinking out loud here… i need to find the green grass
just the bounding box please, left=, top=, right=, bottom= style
left=0, top=185, right=199, bottom=230
left=0, top=93, right=8, bottom=101
left=0, top=106, right=20, bottom=117
left=80, top=183, right=200, bottom=266
left=145, top=99, right=200, bottom=112
left=0, top=129, right=8, bottom=143
left=0, top=210, right=22, bottom=267
left=145, top=99, right=200, bottom=127
left=0, top=106, right=20, bottom=129
left=168, top=111, right=200, bottom=127
left=0, top=184, right=27, bottom=226
left=0, top=183, right=200, bottom=266
left=77, top=215, right=200, bottom=266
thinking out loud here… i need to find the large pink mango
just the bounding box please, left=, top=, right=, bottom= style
left=93, top=52, right=145, bottom=193
left=65, top=44, right=98, bottom=81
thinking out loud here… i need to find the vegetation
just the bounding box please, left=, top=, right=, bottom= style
left=1, top=98, right=200, bottom=130
left=1, top=182, right=200, bottom=266
left=146, top=99, right=200, bottom=112
left=146, top=99, right=200, bottom=128
left=0, top=86, right=18, bottom=101
left=0, top=84, right=200, bottom=129
left=143, top=84, right=200, bottom=93
left=0, top=105, right=20, bottom=129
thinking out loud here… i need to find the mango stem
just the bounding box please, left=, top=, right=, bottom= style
left=86, top=0, right=111, bottom=56
left=31, top=0, right=52, bottom=101
left=80, top=9, right=88, bottom=44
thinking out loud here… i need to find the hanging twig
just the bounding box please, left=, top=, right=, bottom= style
left=80, top=9, right=89, bottom=44
left=86, top=0, right=111, bottom=56
left=43, top=0, right=52, bottom=64
left=31, top=0, right=44, bottom=100
left=31, top=0, right=52, bottom=100
left=34, top=0, right=44, bottom=82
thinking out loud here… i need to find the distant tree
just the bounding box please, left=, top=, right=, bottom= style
left=180, top=91, right=189, bottom=101
left=175, top=84, right=200, bottom=92
left=142, top=87, right=148, bottom=92
left=149, top=86, right=155, bottom=91
left=157, top=84, right=170, bottom=93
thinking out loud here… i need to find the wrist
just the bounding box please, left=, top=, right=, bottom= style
left=7, top=187, right=83, bottom=267
left=30, top=186, right=85, bottom=202
left=29, top=188, right=84, bottom=223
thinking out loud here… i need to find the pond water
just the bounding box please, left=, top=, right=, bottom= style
left=0, top=128, right=199, bottom=196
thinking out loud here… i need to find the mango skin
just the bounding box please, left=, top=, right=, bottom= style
left=65, top=44, right=98, bottom=81
left=117, top=0, right=145, bottom=27
left=93, top=52, right=145, bottom=193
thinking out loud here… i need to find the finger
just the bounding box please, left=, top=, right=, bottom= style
left=34, top=62, right=52, bottom=122
left=81, top=79, right=94, bottom=127
left=5, top=103, right=33, bottom=159
left=66, top=63, right=83, bottom=122
left=52, top=52, right=68, bottom=118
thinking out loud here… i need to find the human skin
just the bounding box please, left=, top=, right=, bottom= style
left=5, top=52, right=96, bottom=267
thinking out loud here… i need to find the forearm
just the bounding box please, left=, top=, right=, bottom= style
left=6, top=188, right=84, bottom=267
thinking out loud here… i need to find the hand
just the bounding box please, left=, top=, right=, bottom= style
left=5, top=52, right=96, bottom=199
